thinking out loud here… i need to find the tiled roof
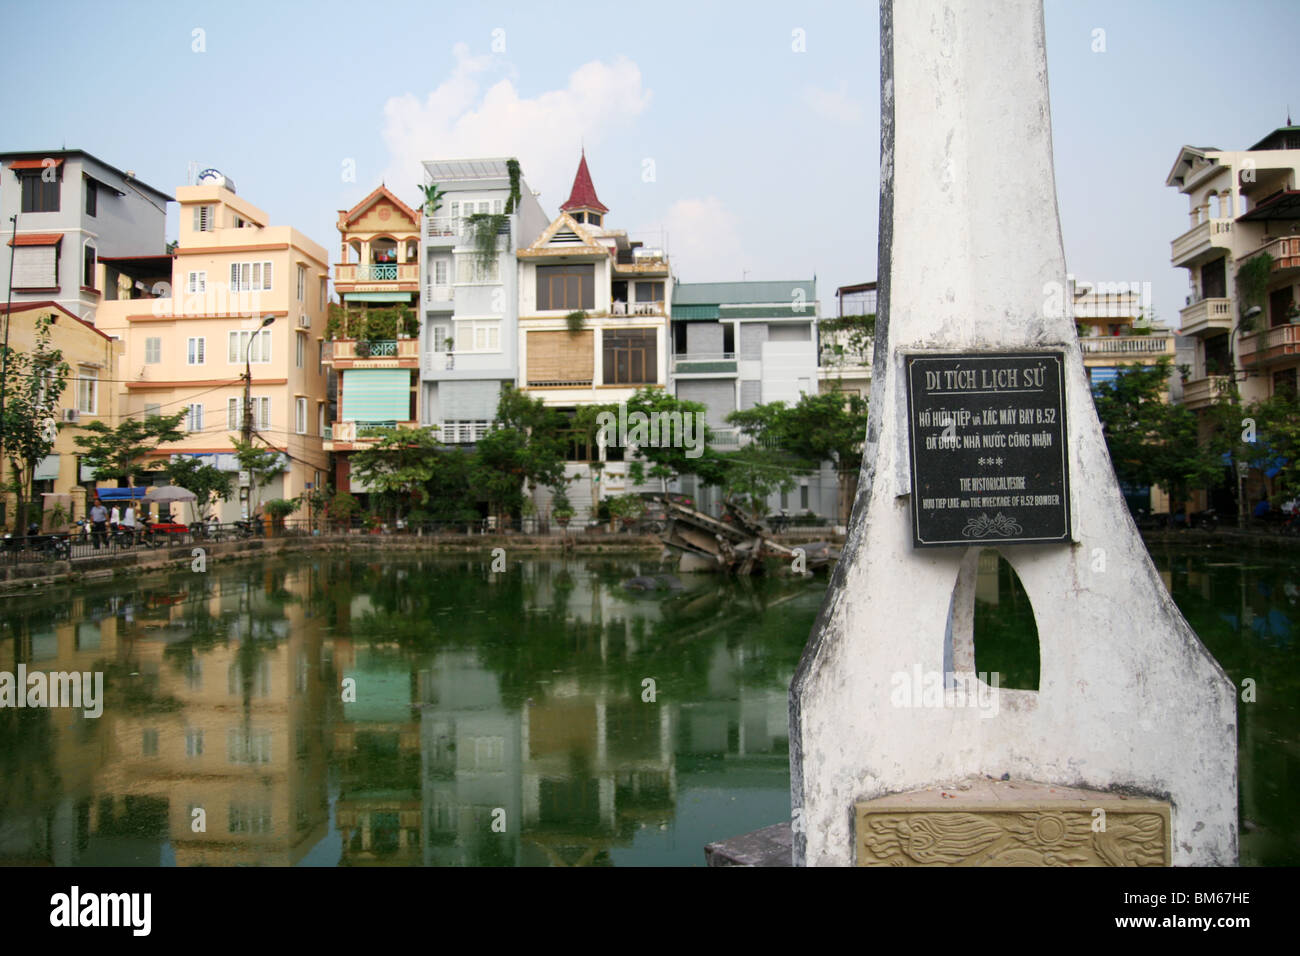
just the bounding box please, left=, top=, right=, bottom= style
left=673, top=279, right=816, bottom=306
left=560, top=152, right=608, bottom=214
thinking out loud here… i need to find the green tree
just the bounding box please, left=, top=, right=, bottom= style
left=349, top=425, right=442, bottom=521
left=162, top=455, right=234, bottom=520
left=0, top=316, right=71, bottom=531
left=726, top=386, right=869, bottom=524
left=716, top=444, right=804, bottom=517
left=608, top=387, right=729, bottom=490
left=1093, top=359, right=1228, bottom=514
left=74, top=408, right=188, bottom=491
left=1239, top=392, right=1300, bottom=503
left=230, top=439, right=287, bottom=517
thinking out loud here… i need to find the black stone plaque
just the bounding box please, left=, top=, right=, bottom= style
left=905, top=352, right=1070, bottom=547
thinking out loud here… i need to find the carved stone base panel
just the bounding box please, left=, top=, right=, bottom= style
left=854, top=779, right=1171, bottom=867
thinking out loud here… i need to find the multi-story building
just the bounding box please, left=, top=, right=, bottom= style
left=0, top=301, right=122, bottom=529
left=1, top=149, right=171, bottom=322
left=1167, top=126, right=1300, bottom=411
left=517, top=153, right=671, bottom=517
left=668, top=279, right=826, bottom=517
left=419, top=158, right=549, bottom=445
left=818, top=280, right=876, bottom=399
left=1069, top=278, right=1177, bottom=514
left=1167, top=126, right=1300, bottom=511
left=95, top=170, right=331, bottom=519
left=324, top=185, right=422, bottom=496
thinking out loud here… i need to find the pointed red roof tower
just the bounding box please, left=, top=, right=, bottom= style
left=560, top=151, right=609, bottom=218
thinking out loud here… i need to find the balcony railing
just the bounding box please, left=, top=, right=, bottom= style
left=708, top=426, right=742, bottom=448
left=1178, top=297, right=1233, bottom=337
left=611, top=300, right=666, bottom=316
left=424, top=285, right=454, bottom=305
left=1238, top=323, right=1300, bottom=367
left=1170, top=217, right=1233, bottom=265
left=424, top=351, right=456, bottom=374
left=335, top=263, right=418, bottom=284
left=329, top=420, right=417, bottom=443
left=673, top=352, right=738, bottom=375
left=1237, top=236, right=1300, bottom=275
left=433, top=421, right=493, bottom=444
left=330, top=338, right=420, bottom=362
left=1182, top=375, right=1231, bottom=410
left=1079, top=335, right=1175, bottom=356
left=425, top=216, right=457, bottom=238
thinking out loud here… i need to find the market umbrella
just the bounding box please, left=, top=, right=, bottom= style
left=144, top=486, right=198, bottom=524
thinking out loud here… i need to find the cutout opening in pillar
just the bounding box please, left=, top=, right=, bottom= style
left=972, top=549, right=1040, bottom=692
left=906, top=352, right=1070, bottom=548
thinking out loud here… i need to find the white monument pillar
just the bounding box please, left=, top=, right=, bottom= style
left=789, top=0, right=1237, bottom=866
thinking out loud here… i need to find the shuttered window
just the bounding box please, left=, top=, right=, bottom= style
left=187, top=337, right=206, bottom=365
left=145, top=337, right=162, bottom=363
left=193, top=205, right=212, bottom=232
left=340, top=369, right=410, bottom=421
left=526, top=330, right=593, bottom=386
left=230, top=261, right=273, bottom=292
left=12, top=245, right=58, bottom=288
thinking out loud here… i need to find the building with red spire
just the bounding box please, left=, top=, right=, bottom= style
left=517, top=151, right=673, bottom=523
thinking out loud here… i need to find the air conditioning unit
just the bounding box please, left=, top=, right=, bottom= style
left=298, top=314, right=311, bottom=328
left=62, top=408, right=80, bottom=423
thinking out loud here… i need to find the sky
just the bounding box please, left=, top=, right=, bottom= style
left=3, top=0, right=1298, bottom=328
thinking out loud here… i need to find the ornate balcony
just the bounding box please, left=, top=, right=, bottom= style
left=1182, top=375, right=1231, bottom=410
left=1178, top=298, right=1233, bottom=337
left=1079, top=335, right=1176, bottom=358
left=334, top=262, right=419, bottom=290
left=329, top=338, right=420, bottom=368
left=1238, top=323, right=1300, bottom=368
left=1236, top=236, right=1300, bottom=279
left=1170, top=217, right=1233, bottom=268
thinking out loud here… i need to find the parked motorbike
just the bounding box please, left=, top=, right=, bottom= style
left=2, top=523, right=71, bottom=559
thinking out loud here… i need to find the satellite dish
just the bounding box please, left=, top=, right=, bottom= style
left=196, top=168, right=235, bottom=193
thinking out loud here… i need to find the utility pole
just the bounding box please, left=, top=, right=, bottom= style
left=242, top=314, right=275, bottom=444
left=1, top=213, right=17, bottom=527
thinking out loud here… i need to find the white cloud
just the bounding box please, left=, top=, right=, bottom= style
left=804, top=83, right=863, bottom=126
left=380, top=43, right=651, bottom=207
left=661, top=197, right=747, bottom=283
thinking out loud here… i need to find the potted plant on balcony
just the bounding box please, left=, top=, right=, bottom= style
left=566, top=310, right=587, bottom=336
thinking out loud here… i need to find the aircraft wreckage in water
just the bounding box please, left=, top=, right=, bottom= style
left=651, top=495, right=839, bottom=575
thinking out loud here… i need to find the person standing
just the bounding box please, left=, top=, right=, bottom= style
left=90, top=500, right=109, bottom=550
left=122, top=502, right=137, bottom=545
left=110, top=504, right=121, bottom=533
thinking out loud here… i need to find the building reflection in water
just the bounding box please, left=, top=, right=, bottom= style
left=0, top=555, right=820, bottom=866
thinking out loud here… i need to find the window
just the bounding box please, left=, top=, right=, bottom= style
left=186, top=729, right=204, bottom=757
left=85, top=178, right=97, bottom=216
left=434, top=259, right=448, bottom=285
left=318, top=404, right=326, bottom=435
left=297, top=263, right=306, bottom=301
left=145, top=337, right=161, bottom=364
left=296, top=397, right=307, bottom=434
left=635, top=281, right=665, bottom=303
left=20, top=171, right=60, bottom=213
left=187, top=337, right=206, bottom=365
left=800, top=484, right=809, bottom=510
left=227, top=397, right=270, bottom=430
left=228, top=329, right=271, bottom=364
left=186, top=271, right=206, bottom=294
left=193, top=204, right=213, bottom=232
left=187, top=403, right=204, bottom=432
left=319, top=277, right=327, bottom=309
left=536, top=264, right=595, bottom=310
left=76, top=367, right=98, bottom=415
left=318, top=340, right=326, bottom=371
left=230, top=261, right=273, bottom=292
left=12, top=244, right=58, bottom=288
left=227, top=729, right=272, bottom=765
left=456, top=254, right=499, bottom=283
left=144, top=403, right=161, bottom=419
left=228, top=802, right=272, bottom=834
left=295, top=334, right=304, bottom=368
left=456, top=319, right=501, bottom=352
left=82, top=243, right=96, bottom=289
left=142, top=729, right=159, bottom=756
left=493, top=199, right=503, bottom=214
left=603, top=329, right=657, bottom=385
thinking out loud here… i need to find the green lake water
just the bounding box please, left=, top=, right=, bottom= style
left=0, top=545, right=1294, bottom=866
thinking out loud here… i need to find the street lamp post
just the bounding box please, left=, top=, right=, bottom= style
left=242, top=315, right=276, bottom=445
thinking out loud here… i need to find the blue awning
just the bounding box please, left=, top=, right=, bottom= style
left=93, top=487, right=148, bottom=500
